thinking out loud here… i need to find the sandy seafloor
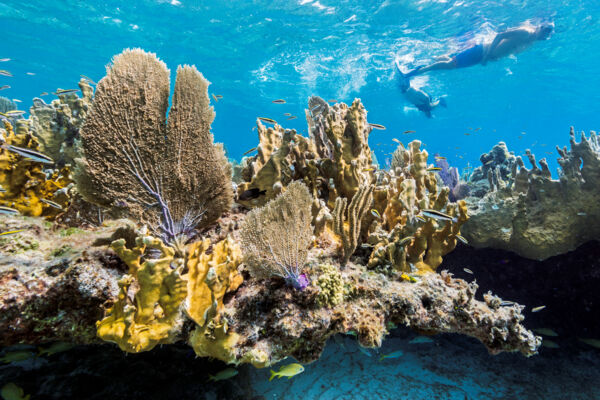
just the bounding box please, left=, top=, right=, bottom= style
left=1, top=328, right=599, bottom=400
left=248, top=331, right=600, bottom=400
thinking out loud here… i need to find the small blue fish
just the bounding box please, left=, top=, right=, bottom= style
left=379, top=350, right=403, bottom=361
left=358, top=346, right=372, bottom=357
left=0, top=206, right=19, bottom=215
left=2, top=144, right=54, bottom=164
left=409, top=336, right=434, bottom=344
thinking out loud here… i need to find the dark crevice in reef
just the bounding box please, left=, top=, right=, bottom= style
left=441, top=240, right=600, bottom=339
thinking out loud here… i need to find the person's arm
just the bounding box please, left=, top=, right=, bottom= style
left=483, top=28, right=530, bottom=62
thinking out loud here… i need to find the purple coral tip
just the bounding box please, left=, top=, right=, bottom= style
left=287, top=273, right=310, bottom=290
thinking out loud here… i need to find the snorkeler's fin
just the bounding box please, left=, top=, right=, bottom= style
left=405, top=65, right=424, bottom=78
left=438, top=96, right=447, bottom=108
left=395, top=60, right=410, bottom=92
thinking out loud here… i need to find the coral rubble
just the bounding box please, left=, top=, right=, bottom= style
left=463, top=128, right=600, bottom=260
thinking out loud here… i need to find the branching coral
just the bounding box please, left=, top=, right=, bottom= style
left=240, top=180, right=313, bottom=289
left=463, top=127, right=600, bottom=260
left=369, top=140, right=469, bottom=273
left=74, top=49, right=232, bottom=248
left=332, top=184, right=373, bottom=264
left=236, top=124, right=319, bottom=208
left=0, top=120, right=71, bottom=218
left=29, top=80, right=93, bottom=167
left=237, top=96, right=373, bottom=209
left=96, top=235, right=187, bottom=353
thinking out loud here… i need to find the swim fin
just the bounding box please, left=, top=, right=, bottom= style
left=405, top=65, right=424, bottom=78
left=438, top=96, right=447, bottom=108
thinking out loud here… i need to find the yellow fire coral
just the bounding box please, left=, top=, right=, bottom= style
left=237, top=124, right=318, bottom=208
left=0, top=120, right=71, bottom=218
left=237, top=96, right=373, bottom=209
left=185, top=235, right=243, bottom=326
left=29, top=80, right=94, bottom=166
left=368, top=140, right=469, bottom=274
left=96, top=235, right=187, bottom=353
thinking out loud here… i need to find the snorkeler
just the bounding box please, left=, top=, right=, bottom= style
left=395, top=59, right=446, bottom=118
left=402, top=21, right=554, bottom=78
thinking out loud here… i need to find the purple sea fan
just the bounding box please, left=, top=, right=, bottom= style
left=435, top=155, right=470, bottom=201
left=239, top=181, right=314, bottom=290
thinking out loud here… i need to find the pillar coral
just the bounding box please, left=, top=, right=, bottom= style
left=0, top=120, right=71, bottom=218
left=96, top=236, right=187, bottom=353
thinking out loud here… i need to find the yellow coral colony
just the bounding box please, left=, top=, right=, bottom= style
left=186, top=236, right=248, bottom=364
left=369, top=140, right=469, bottom=273
left=96, top=236, right=187, bottom=353
left=185, top=235, right=243, bottom=326
left=236, top=97, right=468, bottom=274
left=0, top=120, right=71, bottom=217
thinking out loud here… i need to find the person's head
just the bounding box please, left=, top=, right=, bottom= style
left=536, top=22, right=554, bottom=40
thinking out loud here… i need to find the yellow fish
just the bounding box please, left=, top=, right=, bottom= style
left=403, top=130, right=415, bottom=134
left=456, top=234, right=468, bottom=244
left=370, top=209, right=381, bottom=219
left=1, top=383, right=30, bottom=400
left=463, top=268, right=473, bottom=274
left=269, top=363, right=305, bottom=381
left=242, top=147, right=257, bottom=156
left=531, top=305, right=546, bottom=313
left=0, top=230, right=25, bottom=237
left=369, top=123, right=386, bottom=130
left=272, top=99, right=286, bottom=104
left=427, top=167, right=441, bottom=171
left=379, top=350, right=404, bottom=361
left=327, top=99, right=337, bottom=103
left=392, top=138, right=401, bottom=144
left=399, top=236, right=414, bottom=246
left=286, top=116, right=297, bottom=120
left=211, top=94, right=219, bottom=102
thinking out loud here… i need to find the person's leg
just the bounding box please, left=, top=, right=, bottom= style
left=405, top=59, right=456, bottom=77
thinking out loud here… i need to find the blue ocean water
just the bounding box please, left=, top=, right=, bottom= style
left=2, top=1, right=600, bottom=399
left=1, top=0, right=599, bottom=174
